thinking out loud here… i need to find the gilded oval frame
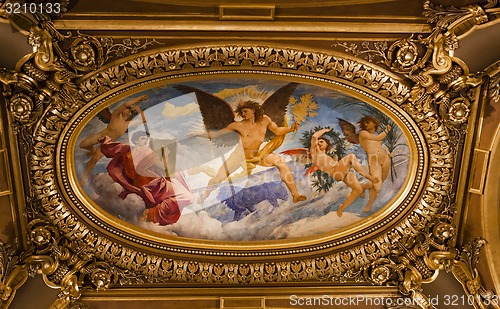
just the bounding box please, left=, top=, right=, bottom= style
left=31, top=44, right=448, bottom=284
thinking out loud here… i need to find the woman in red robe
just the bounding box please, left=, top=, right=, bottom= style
left=99, top=131, right=194, bottom=225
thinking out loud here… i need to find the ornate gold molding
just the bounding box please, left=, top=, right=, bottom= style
left=0, top=23, right=455, bottom=309
left=18, top=31, right=443, bottom=289
left=425, top=238, right=500, bottom=309
left=0, top=241, right=28, bottom=308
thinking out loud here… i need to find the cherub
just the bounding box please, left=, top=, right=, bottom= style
left=284, top=128, right=378, bottom=216
left=338, top=116, right=392, bottom=212
left=176, top=83, right=306, bottom=203
left=79, top=94, right=148, bottom=185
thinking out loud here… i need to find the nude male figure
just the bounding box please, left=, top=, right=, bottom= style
left=309, top=128, right=378, bottom=217
left=201, top=101, right=306, bottom=203
left=79, top=94, right=148, bottom=185
left=358, top=116, right=391, bottom=213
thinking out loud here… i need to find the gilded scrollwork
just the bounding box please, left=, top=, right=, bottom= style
left=422, top=0, right=500, bottom=29
left=399, top=0, right=498, bottom=132
left=489, top=74, right=500, bottom=104
left=336, top=0, right=498, bottom=136
left=0, top=22, right=78, bottom=152
left=331, top=41, right=390, bottom=65
left=0, top=241, right=28, bottom=308
left=100, top=37, right=164, bottom=63
left=23, top=218, right=126, bottom=306
left=421, top=238, right=500, bottom=309
left=452, top=239, right=500, bottom=309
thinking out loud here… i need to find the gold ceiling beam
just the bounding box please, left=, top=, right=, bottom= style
left=54, top=19, right=432, bottom=33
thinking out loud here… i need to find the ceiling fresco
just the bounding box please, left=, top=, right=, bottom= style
left=72, top=77, right=413, bottom=242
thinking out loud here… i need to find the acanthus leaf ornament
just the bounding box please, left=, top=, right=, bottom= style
left=423, top=238, right=500, bottom=309
left=0, top=20, right=107, bottom=152
left=401, top=0, right=498, bottom=127
left=488, top=74, right=500, bottom=104
left=331, top=40, right=390, bottom=65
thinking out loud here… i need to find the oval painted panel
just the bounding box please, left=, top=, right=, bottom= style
left=74, top=78, right=410, bottom=241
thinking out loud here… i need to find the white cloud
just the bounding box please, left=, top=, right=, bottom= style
left=92, top=173, right=146, bottom=224
left=87, top=157, right=408, bottom=241
left=161, top=102, right=200, bottom=119
left=138, top=210, right=227, bottom=240
left=269, top=212, right=361, bottom=239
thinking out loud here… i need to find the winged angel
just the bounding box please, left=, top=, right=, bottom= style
left=338, top=117, right=392, bottom=212
left=177, top=83, right=307, bottom=203
left=281, top=127, right=378, bottom=217
left=79, top=94, right=149, bottom=185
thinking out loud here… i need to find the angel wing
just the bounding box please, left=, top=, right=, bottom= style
left=174, top=84, right=239, bottom=147
left=261, top=83, right=298, bottom=141
left=337, top=118, right=359, bottom=144
left=96, top=107, right=112, bottom=124
left=280, top=148, right=317, bottom=175
left=280, top=147, right=310, bottom=163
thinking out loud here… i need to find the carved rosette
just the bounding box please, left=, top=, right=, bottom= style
left=0, top=22, right=100, bottom=152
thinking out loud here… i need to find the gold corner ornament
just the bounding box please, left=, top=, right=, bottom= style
left=23, top=219, right=120, bottom=308
left=424, top=238, right=500, bottom=309
left=399, top=0, right=500, bottom=129
left=334, top=0, right=499, bottom=132
left=331, top=1, right=499, bottom=307
left=0, top=241, right=29, bottom=308
left=0, top=21, right=100, bottom=152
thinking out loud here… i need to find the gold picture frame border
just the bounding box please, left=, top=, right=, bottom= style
left=25, top=43, right=448, bottom=286
left=61, top=69, right=424, bottom=257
